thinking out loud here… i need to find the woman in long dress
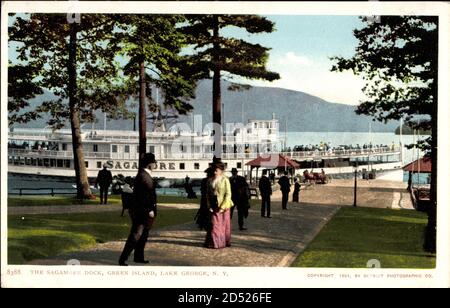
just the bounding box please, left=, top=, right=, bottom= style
left=204, top=160, right=233, bottom=249
left=195, top=167, right=214, bottom=230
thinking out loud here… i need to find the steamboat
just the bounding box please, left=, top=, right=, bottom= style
left=7, top=116, right=404, bottom=183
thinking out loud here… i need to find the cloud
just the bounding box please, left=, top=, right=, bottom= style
left=248, top=58, right=368, bottom=105
left=278, top=52, right=313, bottom=67
left=273, top=69, right=368, bottom=105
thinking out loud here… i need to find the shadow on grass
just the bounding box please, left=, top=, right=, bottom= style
left=8, top=233, right=96, bottom=264
left=292, top=206, right=435, bottom=269
left=7, top=209, right=197, bottom=264
left=7, top=195, right=122, bottom=207
left=7, top=194, right=191, bottom=207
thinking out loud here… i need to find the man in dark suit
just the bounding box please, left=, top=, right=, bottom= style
left=230, top=168, right=250, bottom=230
left=278, top=171, right=291, bottom=210
left=119, top=153, right=158, bottom=266
left=259, top=170, right=272, bottom=218
left=95, top=164, right=113, bottom=204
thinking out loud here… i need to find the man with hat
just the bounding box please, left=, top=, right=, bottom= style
left=259, top=170, right=272, bottom=218
left=278, top=171, right=291, bottom=210
left=230, top=168, right=250, bottom=231
left=95, top=163, right=113, bottom=204
left=119, top=153, right=158, bottom=266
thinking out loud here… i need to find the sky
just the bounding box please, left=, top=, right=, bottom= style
left=9, top=14, right=367, bottom=106
left=222, top=15, right=367, bottom=105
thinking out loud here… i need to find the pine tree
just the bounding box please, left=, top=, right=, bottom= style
left=114, top=15, right=200, bottom=167
left=331, top=16, right=438, bottom=253
left=9, top=14, right=123, bottom=199
left=184, top=15, right=280, bottom=158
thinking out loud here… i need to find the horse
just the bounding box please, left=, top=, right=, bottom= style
left=303, top=170, right=330, bottom=184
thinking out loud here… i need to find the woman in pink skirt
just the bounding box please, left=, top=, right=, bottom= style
left=205, top=158, right=233, bottom=249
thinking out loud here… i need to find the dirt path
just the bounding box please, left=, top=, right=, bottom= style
left=28, top=201, right=339, bottom=267
left=271, top=179, right=413, bottom=210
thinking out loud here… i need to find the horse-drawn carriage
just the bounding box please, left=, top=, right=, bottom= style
left=302, top=170, right=331, bottom=184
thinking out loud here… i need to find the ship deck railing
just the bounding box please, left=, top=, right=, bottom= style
left=9, top=187, right=78, bottom=196
left=281, top=146, right=400, bottom=159
left=8, top=146, right=401, bottom=161
left=8, top=148, right=112, bottom=159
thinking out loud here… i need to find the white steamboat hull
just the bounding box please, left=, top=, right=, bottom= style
left=8, top=160, right=404, bottom=180
left=9, top=127, right=404, bottom=180
left=8, top=158, right=249, bottom=179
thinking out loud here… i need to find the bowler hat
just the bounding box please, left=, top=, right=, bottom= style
left=231, top=168, right=238, bottom=173
left=141, top=153, right=157, bottom=167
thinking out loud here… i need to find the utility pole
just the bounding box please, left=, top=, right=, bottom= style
left=400, top=117, right=404, bottom=165
left=353, top=162, right=358, bottom=207
left=284, top=118, right=288, bottom=171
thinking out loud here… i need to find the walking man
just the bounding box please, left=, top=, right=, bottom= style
left=292, top=177, right=301, bottom=203
left=278, top=171, right=291, bottom=210
left=269, top=172, right=275, bottom=185
left=95, top=163, right=113, bottom=204
left=230, top=168, right=250, bottom=231
left=259, top=170, right=272, bottom=218
left=184, top=175, right=197, bottom=199
left=119, top=153, right=158, bottom=266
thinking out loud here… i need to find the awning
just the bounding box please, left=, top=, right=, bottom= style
left=403, top=157, right=432, bottom=173
left=246, top=154, right=300, bottom=169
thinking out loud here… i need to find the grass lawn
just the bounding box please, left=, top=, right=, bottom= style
left=8, top=208, right=197, bottom=264
left=292, top=207, right=436, bottom=269
left=8, top=194, right=193, bottom=207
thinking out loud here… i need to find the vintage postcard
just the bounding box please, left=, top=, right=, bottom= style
left=1, top=1, right=449, bottom=289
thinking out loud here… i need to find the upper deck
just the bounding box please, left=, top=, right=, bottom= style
left=8, top=145, right=401, bottom=161
left=8, top=123, right=401, bottom=163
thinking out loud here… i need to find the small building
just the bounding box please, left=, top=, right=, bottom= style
left=403, top=157, right=432, bottom=211
left=246, top=154, right=300, bottom=184
left=403, top=157, right=432, bottom=188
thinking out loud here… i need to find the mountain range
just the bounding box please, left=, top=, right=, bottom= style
left=11, top=80, right=397, bottom=133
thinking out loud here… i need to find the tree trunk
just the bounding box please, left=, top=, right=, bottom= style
left=425, top=105, right=437, bottom=253
left=138, top=60, right=147, bottom=168
left=212, top=15, right=222, bottom=159
left=68, top=22, right=92, bottom=199
left=424, top=102, right=437, bottom=254
left=424, top=22, right=438, bottom=254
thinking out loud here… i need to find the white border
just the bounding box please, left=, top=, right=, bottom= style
left=436, top=0, right=450, bottom=288
left=1, top=1, right=449, bottom=288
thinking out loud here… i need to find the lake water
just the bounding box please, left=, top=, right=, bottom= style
left=7, top=173, right=201, bottom=196
left=7, top=131, right=431, bottom=194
